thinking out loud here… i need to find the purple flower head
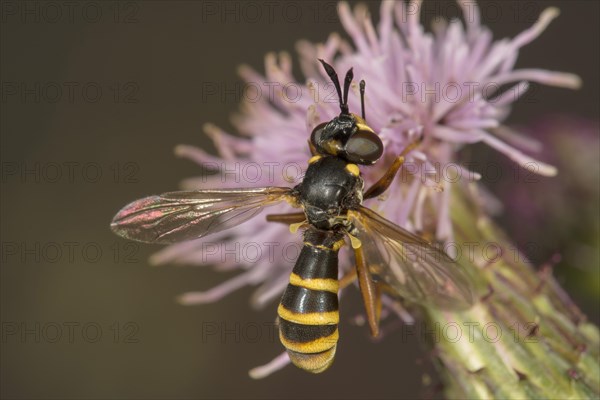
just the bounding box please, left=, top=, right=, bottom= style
left=149, top=0, right=580, bottom=377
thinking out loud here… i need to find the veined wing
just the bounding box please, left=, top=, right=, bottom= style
left=347, top=206, right=475, bottom=309
left=111, top=187, right=296, bottom=244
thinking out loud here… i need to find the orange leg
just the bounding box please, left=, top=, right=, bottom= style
left=364, top=138, right=422, bottom=199
left=354, top=244, right=382, bottom=338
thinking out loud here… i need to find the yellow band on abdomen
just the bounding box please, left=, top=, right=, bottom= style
left=289, top=273, right=338, bottom=293
left=277, top=304, right=339, bottom=325
left=279, top=329, right=339, bottom=353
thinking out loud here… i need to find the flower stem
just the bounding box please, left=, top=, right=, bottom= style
left=425, top=188, right=599, bottom=399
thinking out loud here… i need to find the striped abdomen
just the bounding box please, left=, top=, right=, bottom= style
left=277, top=227, right=345, bottom=373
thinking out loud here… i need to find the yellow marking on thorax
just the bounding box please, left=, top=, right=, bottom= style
left=280, top=329, right=338, bottom=353
left=283, top=195, right=301, bottom=208
left=345, top=163, right=360, bottom=177
left=303, top=239, right=345, bottom=251
left=289, top=222, right=305, bottom=234
left=289, top=273, right=338, bottom=293
left=277, top=304, right=339, bottom=325
left=308, top=155, right=322, bottom=164
left=331, top=238, right=345, bottom=251
left=355, top=122, right=375, bottom=134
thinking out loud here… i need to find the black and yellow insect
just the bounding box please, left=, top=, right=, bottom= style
left=111, top=60, right=475, bottom=373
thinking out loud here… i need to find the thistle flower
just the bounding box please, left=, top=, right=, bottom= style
left=147, top=0, right=596, bottom=387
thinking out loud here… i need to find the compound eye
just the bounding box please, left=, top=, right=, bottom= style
left=344, top=130, right=384, bottom=164
left=310, top=122, right=328, bottom=147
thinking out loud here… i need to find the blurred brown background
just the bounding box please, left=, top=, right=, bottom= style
left=1, top=1, right=598, bottom=399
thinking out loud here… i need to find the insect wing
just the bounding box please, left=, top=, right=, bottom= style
left=348, top=206, right=475, bottom=309
left=111, top=187, right=295, bottom=244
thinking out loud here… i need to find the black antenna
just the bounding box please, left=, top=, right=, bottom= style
left=342, top=68, right=353, bottom=111
left=318, top=59, right=349, bottom=115
left=359, top=80, right=366, bottom=120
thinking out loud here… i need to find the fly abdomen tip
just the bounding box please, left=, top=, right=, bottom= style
left=278, top=313, right=339, bottom=373
left=286, top=346, right=337, bottom=374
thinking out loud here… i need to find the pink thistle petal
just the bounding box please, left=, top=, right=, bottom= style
left=510, top=7, right=560, bottom=50
left=338, top=2, right=372, bottom=57
left=478, top=130, right=558, bottom=176
left=174, top=144, right=224, bottom=167
left=149, top=1, right=580, bottom=338
left=448, top=118, right=499, bottom=130
left=490, top=125, right=543, bottom=154
left=458, top=0, right=481, bottom=35
left=488, top=81, right=530, bottom=106
left=397, top=176, right=422, bottom=227
left=489, top=69, right=582, bottom=89
left=250, top=273, right=290, bottom=309
left=249, top=352, right=291, bottom=379
left=177, top=269, right=259, bottom=305
left=432, top=126, right=482, bottom=143
left=378, top=1, right=395, bottom=54
left=148, top=233, right=227, bottom=265
left=203, top=123, right=250, bottom=160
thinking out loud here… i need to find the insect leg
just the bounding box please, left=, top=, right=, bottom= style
left=266, top=212, right=306, bottom=225
left=338, top=267, right=357, bottom=290
left=363, top=137, right=423, bottom=199
left=354, top=244, right=381, bottom=337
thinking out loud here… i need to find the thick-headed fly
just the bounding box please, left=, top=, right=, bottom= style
left=111, top=59, right=475, bottom=373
